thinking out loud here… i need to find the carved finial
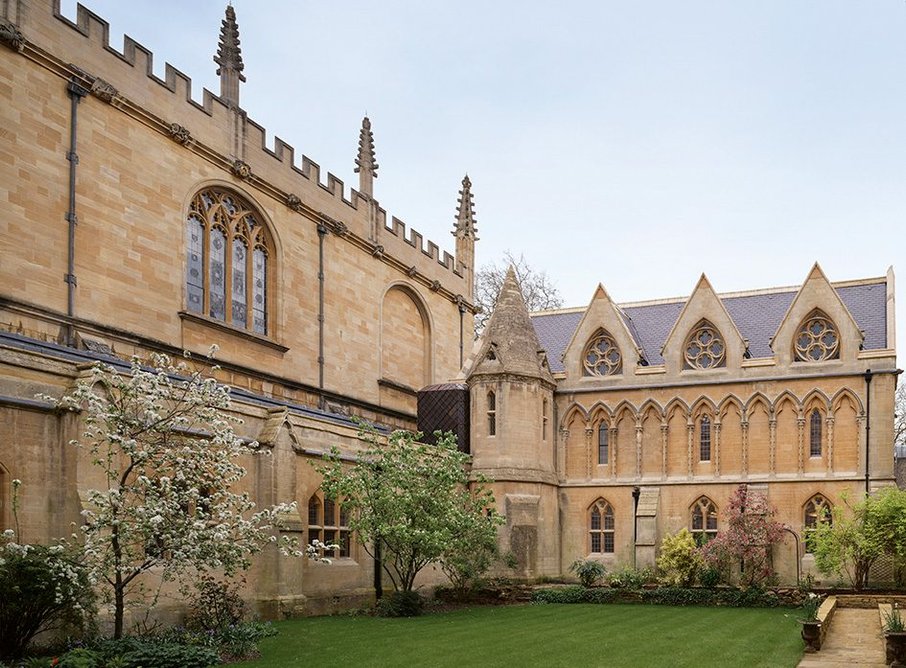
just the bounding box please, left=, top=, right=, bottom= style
left=453, top=174, right=478, bottom=240
left=354, top=116, right=378, bottom=197
left=214, top=5, right=245, bottom=106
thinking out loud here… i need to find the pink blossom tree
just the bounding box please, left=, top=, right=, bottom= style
left=698, top=485, right=786, bottom=587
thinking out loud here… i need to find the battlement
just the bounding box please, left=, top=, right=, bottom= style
left=18, top=2, right=465, bottom=282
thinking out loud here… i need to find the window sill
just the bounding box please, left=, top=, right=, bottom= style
left=179, top=311, right=289, bottom=353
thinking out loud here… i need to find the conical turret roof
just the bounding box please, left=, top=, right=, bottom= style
left=467, top=266, right=554, bottom=383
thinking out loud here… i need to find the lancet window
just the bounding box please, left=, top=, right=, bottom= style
left=598, top=424, right=609, bottom=465
left=683, top=321, right=726, bottom=370
left=186, top=187, right=272, bottom=335
left=582, top=330, right=622, bottom=376
left=795, top=311, right=839, bottom=362
left=809, top=409, right=823, bottom=457
left=699, top=416, right=712, bottom=462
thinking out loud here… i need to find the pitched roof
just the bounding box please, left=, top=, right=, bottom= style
left=532, top=278, right=888, bottom=373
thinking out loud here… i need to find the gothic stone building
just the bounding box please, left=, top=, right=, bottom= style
left=0, top=2, right=898, bottom=617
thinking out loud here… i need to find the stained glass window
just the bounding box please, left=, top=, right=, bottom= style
left=185, top=188, right=273, bottom=334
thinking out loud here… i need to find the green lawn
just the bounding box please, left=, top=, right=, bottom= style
left=233, top=603, right=804, bottom=668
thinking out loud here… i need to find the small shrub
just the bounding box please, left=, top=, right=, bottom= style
left=569, top=559, right=607, bottom=588
left=532, top=586, right=585, bottom=604
left=185, top=576, right=247, bottom=632
left=56, top=648, right=103, bottom=668
left=657, top=529, right=701, bottom=587
left=0, top=533, right=96, bottom=661
left=698, top=567, right=721, bottom=588
left=376, top=591, right=424, bottom=617
left=885, top=608, right=905, bottom=633
left=607, top=566, right=653, bottom=589
left=120, top=642, right=219, bottom=668
left=799, top=593, right=822, bottom=622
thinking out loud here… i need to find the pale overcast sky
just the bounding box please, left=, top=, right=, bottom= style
left=61, top=1, right=905, bottom=356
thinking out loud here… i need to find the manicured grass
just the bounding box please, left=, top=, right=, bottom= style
left=234, top=603, right=803, bottom=668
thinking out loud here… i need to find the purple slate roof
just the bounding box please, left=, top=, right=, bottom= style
left=531, top=280, right=888, bottom=373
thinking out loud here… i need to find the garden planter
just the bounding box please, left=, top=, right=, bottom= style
left=885, top=631, right=906, bottom=667
left=800, top=620, right=822, bottom=652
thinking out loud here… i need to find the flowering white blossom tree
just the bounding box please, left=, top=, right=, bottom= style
left=318, top=427, right=503, bottom=593
left=48, top=352, right=307, bottom=638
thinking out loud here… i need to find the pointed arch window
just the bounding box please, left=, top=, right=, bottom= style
left=598, top=423, right=609, bottom=465
left=583, top=330, right=622, bottom=376
left=804, top=494, right=832, bottom=552
left=809, top=409, right=823, bottom=457
left=542, top=398, right=549, bottom=441
left=589, top=499, right=615, bottom=553
left=691, top=497, right=718, bottom=544
left=487, top=390, right=497, bottom=437
left=186, top=187, right=272, bottom=335
left=683, top=320, right=726, bottom=370
left=795, top=311, right=839, bottom=362
left=699, top=416, right=712, bottom=462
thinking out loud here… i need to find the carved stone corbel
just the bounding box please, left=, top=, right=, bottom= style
left=90, top=77, right=119, bottom=103
left=0, top=18, right=24, bottom=52
left=230, top=159, right=252, bottom=180
left=285, top=193, right=303, bottom=212
left=167, top=123, right=192, bottom=146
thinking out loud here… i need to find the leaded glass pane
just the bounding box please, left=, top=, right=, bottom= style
left=692, top=507, right=703, bottom=531
left=590, top=532, right=601, bottom=553
left=231, top=239, right=247, bottom=329
left=700, top=417, right=712, bottom=461
left=186, top=216, right=204, bottom=313
left=253, top=248, right=267, bottom=334
left=590, top=509, right=601, bottom=531
left=209, top=228, right=226, bottom=321
left=324, top=498, right=336, bottom=525
left=603, top=533, right=614, bottom=553
left=308, top=498, right=320, bottom=526
left=810, top=410, right=822, bottom=457
left=339, top=530, right=350, bottom=558
left=603, top=508, right=614, bottom=531
left=598, top=425, right=609, bottom=465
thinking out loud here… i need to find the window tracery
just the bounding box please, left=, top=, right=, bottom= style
left=691, top=497, right=718, bottom=543
left=795, top=312, right=839, bottom=362
left=589, top=499, right=614, bottom=553
left=683, top=321, right=726, bottom=370
left=582, top=330, right=622, bottom=376
left=804, top=494, right=832, bottom=552
left=186, top=187, right=272, bottom=335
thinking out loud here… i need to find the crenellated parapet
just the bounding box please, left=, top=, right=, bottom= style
left=7, top=2, right=471, bottom=302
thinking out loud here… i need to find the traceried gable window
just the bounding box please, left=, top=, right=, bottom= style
left=809, top=409, right=823, bottom=457
left=683, top=320, right=726, bottom=370
left=186, top=187, right=272, bottom=335
left=589, top=499, right=615, bottom=554
left=308, top=495, right=351, bottom=558
left=794, top=310, right=839, bottom=362
left=583, top=330, right=622, bottom=376
left=691, top=497, right=718, bottom=544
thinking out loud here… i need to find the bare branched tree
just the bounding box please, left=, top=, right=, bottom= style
left=474, top=251, right=563, bottom=335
